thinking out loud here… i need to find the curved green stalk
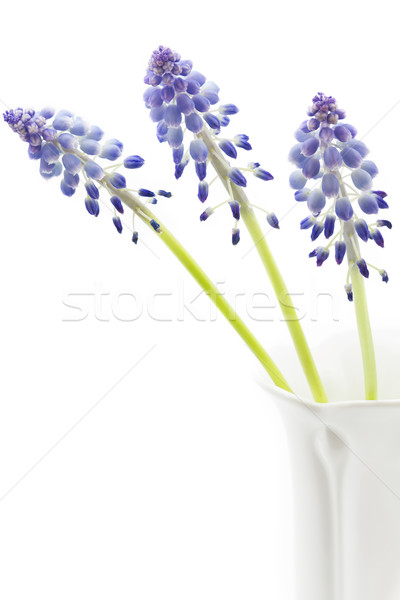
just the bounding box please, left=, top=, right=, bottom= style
left=110, top=185, right=292, bottom=393
left=199, top=129, right=328, bottom=403
left=344, top=223, right=378, bottom=400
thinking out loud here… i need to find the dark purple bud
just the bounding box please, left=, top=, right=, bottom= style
left=307, top=189, right=326, bottom=213
left=195, top=161, right=207, bottom=181
left=302, top=157, right=320, bottom=179
left=164, top=104, right=182, bottom=127
left=334, top=125, right=352, bottom=142
left=218, top=139, right=237, bottom=159
left=354, top=218, right=369, bottom=242
left=324, top=214, right=336, bottom=238
left=157, top=189, right=172, bottom=198
left=172, top=145, right=184, bottom=165
left=192, top=95, right=210, bottom=112
left=360, top=160, right=378, bottom=178
left=351, top=169, right=372, bottom=191
left=110, top=195, right=124, bottom=214
left=341, top=147, right=362, bottom=168
left=311, top=222, right=324, bottom=241
left=267, top=213, right=280, bottom=229
left=234, top=134, right=252, bottom=151
left=232, top=228, right=240, bottom=245
left=150, top=219, right=161, bottom=232
left=185, top=112, right=204, bottom=133
left=375, top=196, right=389, bottom=209
left=319, top=126, right=334, bottom=144
left=335, top=241, right=346, bottom=265
left=203, top=112, right=220, bottom=131
left=200, top=207, right=213, bottom=221
left=198, top=181, right=208, bottom=202
left=176, top=93, right=195, bottom=115
left=190, top=139, right=208, bottom=162
left=124, top=155, right=145, bottom=169
left=309, top=247, right=319, bottom=258
left=324, top=146, right=342, bottom=170
left=300, top=215, right=315, bottom=230
left=376, top=219, right=392, bottom=229
left=336, top=109, right=346, bottom=119
left=316, top=247, right=329, bottom=266
left=254, top=168, right=273, bottom=181
left=335, top=197, right=353, bottom=221
left=132, top=231, right=139, bottom=244
left=380, top=269, right=389, bottom=283
left=373, top=190, right=387, bottom=198
left=371, top=229, right=384, bottom=247
left=228, top=168, right=247, bottom=187
left=229, top=200, right=240, bottom=221
left=85, top=197, right=100, bottom=217
left=358, top=193, right=379, bottom=215
left=321, top=173, right=339, bottom=198
left=357, top=259, right=369, bottom=278
left=345, top=284, right=353, bottom=301
left=109, top=172, right=126, bottom=189
left=138, top=188, right=155, bottom=197
left=113, top=216, right=123, bottom=233
left=175, top=159, right=188, bottom=179
left=301, top=136, right=319, bottom=156
left=289, top=170, right=307, bottom=190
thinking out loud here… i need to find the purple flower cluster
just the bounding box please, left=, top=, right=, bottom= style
left=289, top=93, right=391, bottom=295
left=144, top=46, right=276, bottom=244
left=4, top=107, right=169, bottom=242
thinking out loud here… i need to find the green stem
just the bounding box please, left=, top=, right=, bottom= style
left=199, top=129, right=328, bottom=403
left=344, top=223, right=378, bottom=400
left=109, top=184, right=292, bottom=393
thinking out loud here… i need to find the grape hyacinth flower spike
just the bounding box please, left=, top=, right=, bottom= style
left=289, top=93, right=391, bottom=399
left=144, top=46, right=329, bottom=404
left=4, top=105, right=292, bottom=394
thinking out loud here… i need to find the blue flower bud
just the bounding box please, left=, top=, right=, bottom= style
left=195, top=161, right=207, bottom=181
left=84, top=160, right=104, bottom=180
left=161, top=85, right=175, bottom=103
left=53, top=114, right=73, bottom=131
left=167, top=126, right=184, bottom=148
left=345, top=283, right=353, bottom=301
left=70, top=119, right=90, bottom=136
left=289, top=170, right=307, bottom=190
left=175, top=159, right=188, bottom=179
left=341, top=147, right=362, bottom=168
left=374, top=192, right=389, bottom=209
left=132, top=231, right=139, bottom=244
left=186, top=78, right=201, bottom=95
left=324, top=214, right=336, bottom=238
left=295, top=188, right=309, bottom=202
left=354, top=218, right=369, bottom=242
left=311, top=221, right=324, bottom=241
left=203, top=112, right=221, bottom=132
left=42, top=142, right=60, bottom=164
left=40, top=106, right=55, bottom=119
left=113, top=216, right=123, bottom=233
left=302, top=157, right=320, bottom=179
left=335, top=241, right=347, bottom=264
left=218, top=139, right=237, bottom=159
left=357, top=259, right=369, bottom=278
left=109, top=172, right=126, bottom=189
left=148, top=88, right=163, bottom=108
left=150, top=106, right=166, bottom=123
left=192, top=94, right=210, bottom=112
left=85, top=181, right=99, bottom=199
left=173, top=77, right=187, bottom=92
left=42, top=128, right=57, bottom=142
left=376, top=219, right=392, bottom=229
left=190, top=71, right=207, bottom=86
left=229, top=200, right=240, bottom=221
left=185, top=112, right=204, bottom=133
left=219, top=104, right=239, bottom=115
left=371, top=229, right=384, bottom=247
left=316, top=247, right=329, bottom=266
left=28, top=144, right=42, bottom=159
left=228, top=167, right=247, bottom=187
left=202, top=89, right=219, bottom=105
left=62, top=153, right=82, bottom=175
left=85, top=197, right=100, bottom=216
left=124, top=155, right=145, bottom=169
left=295, top=128, right=312, bottom=142
left=171, top=145, right=183, bottom=165
left=60, top=180, right=75, bottom=197
left=335, top=196, right=353, bottom=221
left=200, top=207, right=213, bottom=221
left=86, top=125, right=104, bottom=141
left=190, top=139, right=208, bottom=162
left=64, top=171, right=79, bottom=189
left=321, top=172, right=339, bottom=197
left=267, top=212, right=280, bottom=229
left=176, top=93, right=195, bottom=115
left=307, top=189, right=326, bottom=213
left=80, top=138, right=101, bottom=155
left=164, top=104, right=182, bottom=127
left=150, top=219, right=161, bottom=232
left=319, top=127, right=334, bottom=144
left=233, top=134, right=252, bottom=151
left=99, top=144, right=121, bottom=161
left=138, top=188, right=155, bottom=197
left=58, top=133, right=77, bottom=150
left=360, top=160, right=378, bottom=178
left=288, top=143, right=307, bottom=167
left=301, top=136, right=319, bottom=156
left=380, top=269, right=389, bottom=283
left=347, top=139, right=369, bottom=158
left=179, top=60, right=193, bottom=76
left=157, top=189, right=171, bottom=198
left=232, top=227, right=240, bottom=245
left=343, top=123, right=357, bottom=137
left=110, top=195, right=124, bottom=214
left=324, top=146, right=342, bottom=170
left=198, top=181, right=209, bottom=202
left=334, top=125, right=352, bottom=142
left=253, top=168, right=273, bottom=181
left=220, top=115, right=230, bottom=127
left=351, top=169, right=372, bottom=190
left=300, top=215, right=315, bottom=230
left=358, top=192, right=379, bottom=214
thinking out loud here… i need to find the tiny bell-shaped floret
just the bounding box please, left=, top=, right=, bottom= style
left=266, top=213, right=279, bottom=229
left=124, top=155, right=145, bottom=169
left=345, top=284, right=353, bottom=301
left=379, top=269, right=389, bottom=283
left=110, top=195, right=124, bottom=214
left=335, top=241, right=346, bottom=264
left=228, top=167, right=247, bottom=187
left=357, top=259, right=369, bottom=278
left=232, top=227, right=240, bottom=245
left=229, top=200, right=240, bottom=221
left=354, top=218, right=369, bottom=242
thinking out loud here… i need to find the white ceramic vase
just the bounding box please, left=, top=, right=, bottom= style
left=258, top=331, right=400, bottom=600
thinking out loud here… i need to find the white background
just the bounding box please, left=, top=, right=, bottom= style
left=0, top=1, right=399, bottom=598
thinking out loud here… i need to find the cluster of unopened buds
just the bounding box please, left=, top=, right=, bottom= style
left=288, top=93, right=391, bottom=300
left=3, top=107, right=171, bottom=243
left=144, top=45, right=277, bottom=245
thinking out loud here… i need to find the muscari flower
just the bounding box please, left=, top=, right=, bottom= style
left=4, top=107, right=169, bottom=243
left=289, top=93, right=391, bottom=299
left=144, top=45, right=276, bottom=244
